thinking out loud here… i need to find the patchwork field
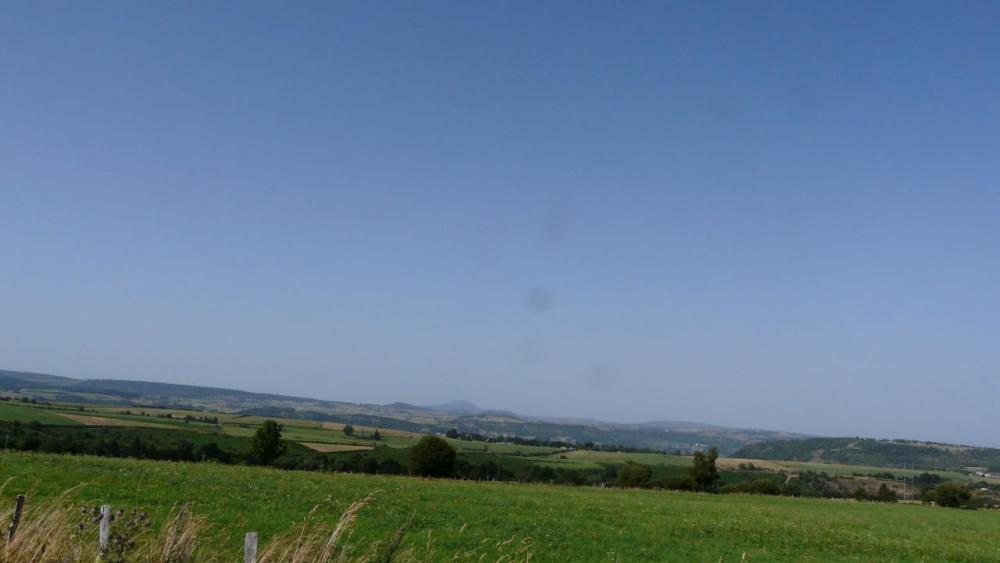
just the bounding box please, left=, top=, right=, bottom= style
left=1, top=453, right=999, bottom=561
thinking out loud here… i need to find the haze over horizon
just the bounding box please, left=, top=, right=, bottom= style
left=3, top=2, right=999, bottom=448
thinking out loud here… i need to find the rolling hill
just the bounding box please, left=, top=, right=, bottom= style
left=733, top=436, right=1000, bottom=472
left=0, top=368, right=800, bottom=455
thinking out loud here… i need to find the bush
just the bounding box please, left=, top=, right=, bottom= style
left=689, top=447, right=720, bottom=491
left=721, top=479, right=780, bottom=496
left=409, top=436, right=457, bottom=477
left=933, top=482, right=972, bottom=508
left=748, top=479, right=781, bottom=495
left=663, top=476, right=696, bottom=491
left=378, top=458, right=405, bottom=475
left=250, top=420, right=287, bottom=465
left=876, top=483, right=898, bottom=503
left=617, top=461, right=652, bottom=488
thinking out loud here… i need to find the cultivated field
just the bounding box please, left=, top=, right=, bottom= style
left=1, top=453, right=999, bottom=561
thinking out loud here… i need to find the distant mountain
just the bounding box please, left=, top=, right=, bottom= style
left=0, top=367, right=801, bottom=455
left=0, top=369, right=79, bottom=388
left=420, top=400, right=519, bottom=418
left=422, top=400, right=484, bottom=415
left=639, top=420, right=727, bottom=431
left=734, top=437, right=1000, bottom=472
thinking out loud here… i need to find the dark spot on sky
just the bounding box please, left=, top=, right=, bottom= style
left=524, top=288, right=554, bottom=315
left=584, top=364, right=618, bottom=389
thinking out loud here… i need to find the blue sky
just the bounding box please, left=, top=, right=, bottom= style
left=2, top=2, right=999, bottom=446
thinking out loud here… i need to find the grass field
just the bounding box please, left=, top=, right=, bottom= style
left=1, top=452, right=998, bottom=561
left=0, top=402, right=84, bottom=425
left=55, top=412, right=179, bottom=429
left=528, top=450, right=693, bottom=469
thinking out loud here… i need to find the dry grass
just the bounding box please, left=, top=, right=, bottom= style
left=145, top=504, right=204, bottom=563
left=0, top=482, right=532, bottom=562
left=0, top=481, right=91, bottom=563
left=257, top=493, right=377, bottom=562
left=0, top=480, right=205, bottom=563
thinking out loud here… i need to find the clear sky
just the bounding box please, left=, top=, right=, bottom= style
left=2, top=2, right=999, bottom=446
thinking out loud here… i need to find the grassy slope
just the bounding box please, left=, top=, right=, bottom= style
left=0, top=402, right=83, bottom=425
left=2, top=453, right=999, bottom=562
left=734, top=437, right=1000, bottom=473
left=1, top=402, right=971, bottom=486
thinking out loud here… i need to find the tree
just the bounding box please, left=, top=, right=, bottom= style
left=853, top=487, right=869, bottom=502
left=379, top=458, right=405, bottom=475
left=933, top=482, right=972, bottom=508
left=876, top=483, right=898, bottom=503
left=176, top=440, right=195, bottom=461
left=445, top=428, right=459, bottom=439
left=372, top=429, right=382, bottom=441
left=618, top=461, right=652, bottom=488
left=409, top=435, right=456, bottom=477
left=689, top=447, right=720, bottom=491
left=250, top=420, right=287, bottom=465
left=343, top=424, right=355, bottom=436
left=199, top=442, right=224, bottom=462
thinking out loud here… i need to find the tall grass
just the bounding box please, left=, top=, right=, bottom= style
left=0, top=480, right=205, bottom=562
left=0, top=483, right=532, bottom=562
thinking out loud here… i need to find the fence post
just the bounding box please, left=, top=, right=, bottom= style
left=6, top=494, right=25, bottom=546
left=244, top=532, right=258, bottom=563
left=99, top=505, right=111, bottom=554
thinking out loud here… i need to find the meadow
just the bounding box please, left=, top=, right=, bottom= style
left=2, top=452, right=999, bottom=561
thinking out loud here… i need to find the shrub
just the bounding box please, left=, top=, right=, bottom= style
left=876, top=483, right=898, bottom=503
left=617, top=461, right=652, bottom=488
left=250, top=420, right=287, bottom=465
left=409, top=435, right=457, bottom=477
left=690, top=447, right=720, bottom=491
left=933, top=482, right=972, bottom=508
left=663, top=476, right=696, bottom=491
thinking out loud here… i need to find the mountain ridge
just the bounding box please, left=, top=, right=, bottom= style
left=0, top=368, right=802, bottom=454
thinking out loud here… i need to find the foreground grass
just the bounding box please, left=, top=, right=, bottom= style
left=1, top=453, right=999, bottom=561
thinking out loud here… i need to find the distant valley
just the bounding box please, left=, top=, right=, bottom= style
left=0, top=368, right=800, bottom=455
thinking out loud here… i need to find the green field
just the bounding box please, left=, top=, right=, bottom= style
left=527, top=450, right=694, bottom=469
left=1, top=453, right=998, bottom=561
left=781, top=460, right=967, bottom=481
left=0, top=402, right=84, bottom=425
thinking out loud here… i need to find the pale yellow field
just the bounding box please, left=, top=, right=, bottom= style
left=716, top=457, right=789, bottom=471
left=299, top=442, right=374, bottom=453
left=56, top=413, right=180, bottom=429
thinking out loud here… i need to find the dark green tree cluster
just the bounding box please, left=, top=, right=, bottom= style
left=690, top=447, right=720, bottom=491
left=617, top=461, right=652, bottom=488
left=930, top=482, right=973, bottom=508
left=409, top=436, right=457, bottom=477
left=250, top=420, right=287, bottom=464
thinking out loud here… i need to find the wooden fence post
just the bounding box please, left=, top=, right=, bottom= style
left=6, top=494, right=25, bottom=546
left=244, top=532, right=258, bottom=563
left=99, top=505, right=111, bottom=554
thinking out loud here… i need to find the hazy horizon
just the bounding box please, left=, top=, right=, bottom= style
left=3, top=2, right=999, bottom=448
